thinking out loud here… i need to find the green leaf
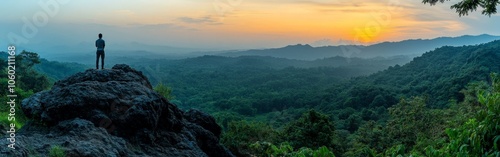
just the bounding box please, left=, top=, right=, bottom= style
left=494, top=135, right=500, bottom=151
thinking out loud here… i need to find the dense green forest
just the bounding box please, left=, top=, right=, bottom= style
left=135, top=40, right=500, bottom=156
left=2, top=40, right=500, bottom=156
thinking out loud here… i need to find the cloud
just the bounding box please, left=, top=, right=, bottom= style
left=409, top=13, right=450, bottom=21
left=136, top=23, right=177, bottom=29
left=131, top=23, right=199, bottom=31
left=177, top=16, right=222, bottom=25
left=391, top=20, right=467, bottom=38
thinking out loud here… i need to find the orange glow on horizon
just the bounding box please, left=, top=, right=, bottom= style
left=188, top=1, right=428, bottom=45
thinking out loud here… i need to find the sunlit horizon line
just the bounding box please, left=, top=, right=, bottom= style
left=218, top=33, right=500, bottom=50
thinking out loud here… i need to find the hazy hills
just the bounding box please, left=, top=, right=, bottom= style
left=219, top=34, right=500, bottom=60
left=321, top=39, right=500, bottom=110
left=0, top=51, right=410, bottom=86
left=12, top=34, right=499, bottom=65
left=137, top=55, right=411, bottom=69
left=4, top=37, right=499, bottom=112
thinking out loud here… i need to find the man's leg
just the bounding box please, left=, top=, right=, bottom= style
left=101, top=51, right=105, bottom=69
left=96, top=51, right=100, bottom=69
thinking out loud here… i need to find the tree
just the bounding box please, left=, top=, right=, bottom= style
left=18, top=51, right=41, bottom=68
left=281, top=110, right=336, bottom=149
left=16, top=50, right=50, bottom=92
left=154, top=83, right=174, bottom=101
left=385, top=97, right=428, bottom=148
left=383, top=96, right=451, bottom=154
left=422, top=0, right=499, bottom=16
left=221, top=120, right=278, bottom=156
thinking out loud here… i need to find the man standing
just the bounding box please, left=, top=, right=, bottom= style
left=95, top=33, right=106, bottom=69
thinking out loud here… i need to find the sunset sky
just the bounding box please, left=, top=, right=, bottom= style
left=2, top=0, right=500, bottom=50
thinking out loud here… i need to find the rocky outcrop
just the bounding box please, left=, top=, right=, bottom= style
left=0, top=64, right=233, bottom=157
left=184, top=109, right=222, bottom=138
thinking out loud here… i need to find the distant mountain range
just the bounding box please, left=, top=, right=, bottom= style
left=10, top=34, right=500, bottom=64
left=218, top=34, right=500, bottom=60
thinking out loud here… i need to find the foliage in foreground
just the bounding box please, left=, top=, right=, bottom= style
left=0, top=50, right=50, bottom=129
left=425, top=73, right=500, bottom=157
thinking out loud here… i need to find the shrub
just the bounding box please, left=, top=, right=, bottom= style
left=48, top=145, right=65, bottom=157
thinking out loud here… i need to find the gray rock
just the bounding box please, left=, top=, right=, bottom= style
left=0, top=119, right=130, bottom=157
left=184, top=109, right=222, bottom=138
left=1, top=64, right=233, bottom=157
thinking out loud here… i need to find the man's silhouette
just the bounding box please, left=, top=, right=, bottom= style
left=95, top=33, right=106, bottom=69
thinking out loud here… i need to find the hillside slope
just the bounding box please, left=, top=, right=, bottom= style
left=321, top=39, right=500, bottom=112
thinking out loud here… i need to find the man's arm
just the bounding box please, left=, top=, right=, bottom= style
left=103, top=40, right=105, bottom=48
left=95, top=40, right=98, bottom=48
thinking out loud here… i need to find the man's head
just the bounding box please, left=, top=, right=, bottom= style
left=98, top=33, right=103, bottom=39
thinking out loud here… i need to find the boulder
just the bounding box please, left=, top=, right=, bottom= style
left=0, top=64, right=233, bottom=157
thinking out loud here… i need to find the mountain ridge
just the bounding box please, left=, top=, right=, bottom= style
left=220, top=34, right=500, bottom=60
